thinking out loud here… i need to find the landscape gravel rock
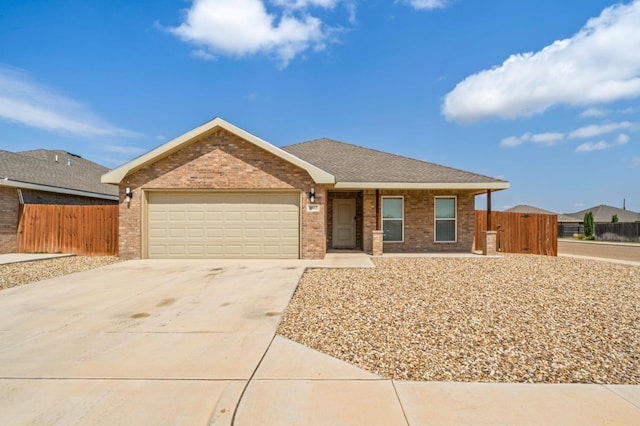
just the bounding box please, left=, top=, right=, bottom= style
left=278, top=254, right=640, bottom=384
left=0, top=256, right=121, bottom=290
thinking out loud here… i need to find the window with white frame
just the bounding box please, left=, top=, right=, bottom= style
left=382, top=196, right=403, bottom=242
left=435, top=196, right=456, bottom=242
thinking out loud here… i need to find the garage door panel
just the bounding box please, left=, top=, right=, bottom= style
left=148, top=192, right=299, bottom=259
left=167, top=245, right=186, bottom=256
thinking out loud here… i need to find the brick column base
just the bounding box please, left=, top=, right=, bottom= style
left=372, top=230, right=384, bottom=256
left=483, top=231, right=497, bottom=256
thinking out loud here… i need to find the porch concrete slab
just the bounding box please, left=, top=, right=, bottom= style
left=606, top=385, right=640, bottom=408
left=394, top=381, right=640, bottom=425
left=0, top=378, right=243, bottom=426
left=304, top=252, right=374, bottom=268
left=234, top=379, right=407, bottom=425
left=380, top=252, right=493, bottom=258
left=255, top=336, right=380, bottom=380
left=0, top=252, right=75, bottom=265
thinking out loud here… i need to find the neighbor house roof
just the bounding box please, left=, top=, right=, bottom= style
left=504, top=204, right=580, bottom=223
left=282, top=138, right=509, bottom=192
left=565, top=204, right=640, bottom=223
left=101, top=117, right=334, bottom=185
left=0, top=149, right=118, bottom=200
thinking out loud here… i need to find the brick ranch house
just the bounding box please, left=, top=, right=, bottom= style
left=0, top=149, right=118, bottom=253
left=102, top=118, right=509, bottom=259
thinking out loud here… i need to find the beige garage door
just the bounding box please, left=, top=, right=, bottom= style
left=147, top=192, right=300, bottom=259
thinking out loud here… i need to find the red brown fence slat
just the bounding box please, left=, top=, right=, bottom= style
left=17, top=204, right=118, bottom=256
left=474, top=211, right=557, bottom=256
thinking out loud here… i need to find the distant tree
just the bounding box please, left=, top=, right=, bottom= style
left=612, top=214, right=619, bottom=223
left=584, top=212, right=594, bottom=238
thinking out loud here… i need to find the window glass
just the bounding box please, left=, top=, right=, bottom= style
left=383, top=220, right=403, bottom=242
left=382, top=197, right=403, bottom=242
left=436, top=221, right=455, bottom=242
left=435, top=197, right=456, bottom=242
left=383, top=198, right=403, bottom=219
left=435, top=198, right=455, bottom=218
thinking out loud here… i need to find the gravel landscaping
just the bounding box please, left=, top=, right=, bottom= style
left=0, top=256, right=121, bottom=291
left=278, top=254, right=640, bottom=384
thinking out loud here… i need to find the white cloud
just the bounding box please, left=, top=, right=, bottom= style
left=500, top=133, right=530, bottom=147
left=170, top=0, right=340, bottom=67
left=568, top=121, right=635, bottom=138
left=616, top=133, right=631, bottom=144
left=580, top=107, right=609, bottom=118
left=271, top=0, right=340, bottom=9
left=501, top=121, right=640, bottom=148
left=575, top=133, right=629, bottom=152
left=192, top=49, right=216, bottom=61
left=0, top=65, right=137, bottom=138
left=401, top=0, right=450, bottom=10
left=443, top=0, right=640, bottom=122
left=631, top=156, right=640, bottom=168
left=531, top=132, right=565, bottom=145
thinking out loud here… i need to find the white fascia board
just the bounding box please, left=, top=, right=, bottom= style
left=0, top=179, right=118, bottom=201
left=334, top=182, right=510, bottom=191
left=101, top=117, right=335, bottom=185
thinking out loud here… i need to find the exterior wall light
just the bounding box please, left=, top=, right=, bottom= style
left=309, top=188, right=315, bottom=203
left=125, top=187, right=134, bottom=203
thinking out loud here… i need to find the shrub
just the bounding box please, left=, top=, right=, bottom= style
left=584, top=211, right=594, bottom=238
left=612, top=214, right=619, bottom=223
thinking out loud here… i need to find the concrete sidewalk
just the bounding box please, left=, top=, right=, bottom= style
left=234, top=252, right=640, bottom=425
left=235, top=336, right=640, bottom=425
left=0, top=252, right=75, bottom=265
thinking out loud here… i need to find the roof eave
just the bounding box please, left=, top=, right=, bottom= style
left=333, top=181, right=510, bottom=192
left=101, top=117, right=335, bottom=185
left=1, top=179, right=118, bottom=201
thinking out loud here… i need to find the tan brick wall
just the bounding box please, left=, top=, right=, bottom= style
left=362, top=190, right=377, bottom=254
left=118, top=128, right=326, bottom=259
left=362, top=189, right=476, bottom=253
left=0, top=186, right=19, bottom=253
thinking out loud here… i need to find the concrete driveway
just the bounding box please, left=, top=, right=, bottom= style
left=0, top=259, right=305, bottom=425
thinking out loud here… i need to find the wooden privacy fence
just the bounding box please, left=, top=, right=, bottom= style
left=17, top=204, right=118, bottom=256
left=474, top=211, right=558, bottom=256
left=595, top=222, right=640, bottom=242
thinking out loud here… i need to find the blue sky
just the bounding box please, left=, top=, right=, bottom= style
left=1, top=0, right=639, bottom=213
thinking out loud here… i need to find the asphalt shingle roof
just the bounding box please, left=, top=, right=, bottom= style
left=282, top=138, right=506, bottom=184
left=0, top=149, right=117, bottom=197
left=504, top=204, right=580, bottom=223
left=565, top=204, right=640, bottom=223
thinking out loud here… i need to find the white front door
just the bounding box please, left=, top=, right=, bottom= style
left=332, top=198, right=356, bottom=248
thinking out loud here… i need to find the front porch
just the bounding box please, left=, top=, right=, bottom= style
left=325, top=189, right=498, bottom=256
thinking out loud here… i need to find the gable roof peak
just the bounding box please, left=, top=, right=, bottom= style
left=101, top=117, right=334, bottom=185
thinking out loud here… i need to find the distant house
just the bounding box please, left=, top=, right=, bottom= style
left=503, top=204, right=581, bottom=238
left=0, top=149, right=118, bottom=253
left=565, top=204, right=640, bottom=223
left=504, top=204, right=580, bottom=223
left=565, top=204, right=640, bottom=242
